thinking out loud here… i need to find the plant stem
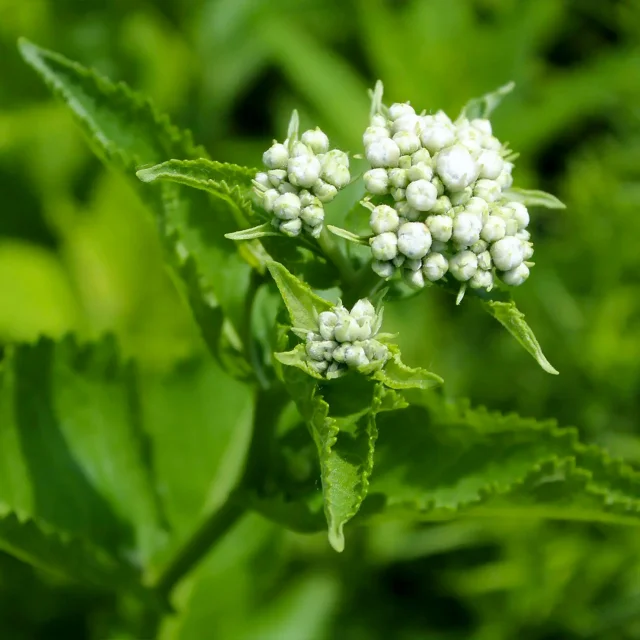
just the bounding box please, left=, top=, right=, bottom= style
left=317, top=227, right=357, bottom=286
left=345, top=261, right=384, bottom=305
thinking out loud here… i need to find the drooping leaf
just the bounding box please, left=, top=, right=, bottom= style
left=460, top=81, right=515, bottom=120
left=373, top=349, right=443, bottom=390
left=266, top=262, right=333, bottom=333
left=482, top=300, right=559, bottom=375
left=504, top=187, right=566, bottom=209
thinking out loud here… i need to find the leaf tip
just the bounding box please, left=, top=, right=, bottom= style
left=135, top=166, right=156, bottom=183
left=328, top=524, right=345, bottom=553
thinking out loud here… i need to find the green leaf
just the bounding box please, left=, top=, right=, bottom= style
left=226, top=223, right=281, bottom=241
left=273, top=344, right=325, bottom=380
left=365, top=393, right=640, bottom=527
left=460, top=81, right=515, bottom=120
left=266, top=261, right=333, bottom=333
left=373, top=349, right=444, bottom=390
left=0, top=336, right=165, bottom=581
left=482, top=300, right=559, bottom=375
left=504, top=187, right=567, bottom=209
left=326, top=225, right=371, bottom=246
left=137, top=158, right=257, bottom=189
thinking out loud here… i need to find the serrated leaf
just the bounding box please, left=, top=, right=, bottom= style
left=225, top=223, right=281, bottom=241
left=137, top=158, right=256, bottom=189
left=483, top=300, right=559, bottom=375
left=266, top=262, right=333, bottom=333
left=373, top=350, right=443, bottom=390
left=326, top=225, right=371, bottom=246
left=365, top=393, right=640, bottom=527
left=460, top=81, right=515, bottom=120
left=504, top=187, right=566, bottom=209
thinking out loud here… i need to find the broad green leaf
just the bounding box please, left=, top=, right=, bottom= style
left=373, top=350, right=443, bottom=390
left=0, top=336, right=165, bottom=580
left=482, top=300, right=559, bottom=375
left=226, top=223, right=281, bottom=241
left=460, top=81, right=515, bottom=120
left=267, top=261, right=333, bottom=333
left=18, top=39, right=252, bottom=374
left=504, top=187, right=566, bottom=209
left=365, top=393, right=640, bottom=526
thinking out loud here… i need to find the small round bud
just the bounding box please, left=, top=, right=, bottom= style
left=506, top=202, right=530, bottom=229
left=301, top=128, right=329, bottom=154
left=471, top=118, right=492, bottom=135
left=273, top=192, right=301, bottom=220
left=279, top=182, right=297, bottom=194
left=422, top=252, right=449, bottom=281
left=254, top=172, right=270, bottom=188
left=449, top=250, right=478, bottom=281
left=391, top=114, right=422, bottom=135
left=350, top=299, right=376, bottom=320
left=517, top=229, right=531, bottom=242
left=268, top=169, right=288, bottom=188
left=366, top=138, right=401, bottom=168
left=344, top=344, right=370, bottom=368
left=280, top=218, right=302, bottom=237
left=323, top=149, right=349, bottom=167
left=470, top=239, right=488, bottom=254
left=371, top=114, right=387, bottom=128
left=370, top=232, right=398, bottom=261
left=306, top=340, right=337, bottom=361
left=464, top=197, right=490, bottom=222
left=420, top=122, right=456, bottom=153
left=477, top=150, right=504, bottom=180
left=398, top=154, right=413, bottom=169
left=452, top=212, right=482, bottom=246
left=392, top=254, right=406, bottom=268
left=406, top=179, right=438, bottom=211
left=313, top=180, right=338, bottom=203
left=392, top=131, right=421, bottom=155
left=500, top=262, right=530, bottom=286
left=505, top=219, right=519, bottom=236
left=371, top=260, right=395, bottom=279
left=288, top=154, right=322, bottom=189
left=407, top=162, right=433, bottom=182
left=469, top=269, right=494, bottom=290
left=404, top=268, right=425, bottom=289
left=309, top=360, right=329, bottom=374
left=411, top=148, right=432, bottom=165
left=404, top=258, right=422, bottom=271
left=491, top=236, right=524, bottom=271
left=300, top=205, right=324, bottom=227
left=431, top=196, right=452, bottom=216
left=474, top=179, right=501, bottom=202
left=436, top=145, right=479, bottom=192
left=370, top=205, right=400, bottom=235
left=388, top=168, right=409, bottom=189
left=363, top=340, right=389, bottom=364
left=318, top=311, right=338, bottom=340
left=290, top=141, right=312, bottom=157
left=397, top=222, right=432, bottom=259
left=350, top=317, right=374, bottom=341
left=391, top=187, right=406, bottom=202
left=363, top=126, right=391, bottom=147
left=261, top=188, right=280, bottom=213
left=395, top=201, right=421, bottom=221
left=477, top=250, right=492, bottom=270
left=299, top=191, right=319, bottom=208
left=263, top=143, right=289, bottom=169
left=322, top=162, right=351, bottom=189
left=431, top=176, right=445, bottom=196
left=449, top=187, right=473, bottom=206
left=389, top=102, right=415, bottom=120
left=331, top=344, right=348, bottom=363
left=426, top=214, right=453, bottom=242
left=522, top=242, right=534, bottom=261
left=481, top=216, right=506, bottom=242
left=334, top=315, right=361, bottom=343
left=496, top=163, right=514, bottom=189
left=363, top=168, right=390, bottom=195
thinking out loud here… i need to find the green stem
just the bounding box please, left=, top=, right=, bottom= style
left=345, top=261, right=385, bottom=305
left=317, top=227, right=357, bottom=286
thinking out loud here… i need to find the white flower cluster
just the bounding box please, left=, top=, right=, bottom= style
left=253, top=126, right=351, bottom=239
left=363, top=103, right=533, bottom=290
left=305, top=299, right=389, bottom=379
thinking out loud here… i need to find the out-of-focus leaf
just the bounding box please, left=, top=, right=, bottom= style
left=504, top=187, right=566, bottom=209
left=460, top=81, right=515, bottom=120
left=226, top=224, right=281, bottom=240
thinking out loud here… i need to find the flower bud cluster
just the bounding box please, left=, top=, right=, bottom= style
left=363, top=103, right=533, bottom=290
left=304, top=299, right=389, bottom=379
left=253, top=128, right=350, bottom=238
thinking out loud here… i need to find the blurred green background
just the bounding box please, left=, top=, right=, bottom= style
left=3, top=0, right=640, bottom=638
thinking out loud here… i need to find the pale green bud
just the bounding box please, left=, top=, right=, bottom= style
left=268, top=169, right=287, bottom=188
left=370, top=232, right=398, bottom=261
left=449, top=250, right=478, bottom=281
left=300, top=205, right=324, bottom=227
left=422, top=252, right=449, bottom=281
left=477, top=250, right=492, bottom=270
left=306, top=340, right=338, bottom=361
left=469, top=269, right=494, bottom=290
left=363, top=168, right=390, bottom=195
left=407, top=162, right=433, bottom=183
left=392, top=131, right=421, bottom=155
left=406, top=179, right=438, bottom=211
left=318, top=311, right=338, bottom=340
left=404, top=268, right=426, bottom=288
left=273, top=192, right=301, bottom=220
left=301, top=128, right=329, bottom=154
left=395, top=201, right=421, bottom=221
left=436, top=145, right=479, bottom=192
left=449, top=187, right=473, bottom=206
left=397, top=222, right=432, bottom=259
left=344, top=344, right=370, bottom=368
left=261, top=188, right=280, bottom=213
left=363, top=126, right=391, bottom=147
left=371, top=259, right=395, bottom=279
left=263, top=142, right=289, bottom=169
left=313, top=180, right=338, bottom=203
left=477, top=149, right=504, bottom=180
left=426, top=214, right=453, bottom=242
left=411, top=148, right=432, bottom=166
left=474, top=179, right=501, bottom=202
left=431, top=196, right=453, bottom=216
left=420, top=121, right=455, bottom=153
left=491, top=236, right=524, bottom=271
left=288, top=154, right=322, bottom=188
left=388, top=168, right=409, bottom=189
left=452, top=212, right=482, bottom=246
left=366, top=138, right=401, bottom=168
left=370, top=204, right=400, bottom=235
left=280, top=218, right=302, bottom=237
left=481, top=215, right=506, bottom=242
left=500, top=262, right=530, bottom=286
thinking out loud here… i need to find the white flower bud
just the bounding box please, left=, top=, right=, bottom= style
left=254, top=172, right=271, bottom=188
left=491, top=236, right=524, bottom=271
left=301, top=128, right=330, bottom=154
left=299, top=191, right=319, bottom=207
left=496, top=164, right=514, bottom=189
left=469, top=269, right=494, bottom=290
left=407, top=162, right=433, bottom=182
left=471, top=239, right=488, bottom=254
left=431, top=175, right=445, bottom=196
left=500, top=262, right=530, bottom=286
left=350, top=317, right=374, bottom=341
left=268, top=169, right=288, bottom=188
left=517, top=229, right=531, bottom=242
left=471, top=118, right=492, bottom=135
left=505, top=219, right=518, bottom=236
left=464, top=196, right=490, bottom=220
left=371, top=260, right=395, bottom=279
left=397, top=222, right=432, bottom=259
left=344, top=345, right=370, bottom=368
left=434, top=110, right=453, bottom=125
left=306, top=340, right=337, bottom=361
left=436, top=145, right=479, bottom=192
left=313, top=180, right=338, bottom=203
left=406, top=179, right=438, bottom=211
left=457, top=131, right=483, bottom=157
left=370, top=205, right=400, bottom=235
left=399, top=155, right=413, bottom=169
left=388, top=168, right=409, bottom=188
left=326, top=362, right=343, bottom=378
left=323, top=149, right=349, bottom=167
left=279, top=182, right=297, bottom=194
left=389, top=102, right=415, bottom=120
left=392, top=131, right=421, bottom=155
left=280, top=218, right=302, bottom=237
left=300, top=205, right=324, bottom=227
left=288, top=154, right=322, bottom=189
left=395, top=201, right=421, bottom=221
left=292, top=141, right=314, bottom=157
left=261, top=188, right=280, bottom=213
left=363, top=340, right=389, bottom=364
left=422, top=252, right=449, bottom=281
left=430, top=240, right=447, bottom=253
left=474, top=179, right=501, bottom=202
left=363, top=126, right=391, bottom=147
left=449, top=250, right=478, bottom=281
left=363, top=168, right=389, bottom=195
left=522, top=242, right=534, bottom=261
left=371, top=114, right=387, bottom=128
left=392, top=254, right=405, bottom=267
left=370, top=232, right=398, bottom=261
left=322, top=162, right=351, bottom=189
left=331, top=344, right=348, bottom=363
left=334, top=314, right=361, bottom=343
left=430, top=196, right=452, bottom=216
left=426, top=214, right=453, bottom=242
left=391, top=114, right=422, bottom=136
left=350, top=299, right=376, bottom=320
left=452, top=212, right=482, bottom=246
left=420, top=122, right=455, bottom=153
left=404, top=268, right=425, bottom=288
left=366, top=138, right=401, bottom=168
left=477, top=150, right=504, bottom=180
left=318, top=311, right=338, bottom=340
left=477, top=250, right=492, bottom=270
left=309, top=360, right=329, bottom=374
left=404, top=258, right=422, bottom=271
left=411, top=148, right=432, bottom=165
left=263, top=143, right=289, bottom=169
left=449, top=187, right=473, bottom=206
left=273, top=192, right=301, bottom=220
left=506, top=202, right=530, bottom=229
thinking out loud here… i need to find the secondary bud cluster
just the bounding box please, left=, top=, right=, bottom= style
left=304, top=299, right=389, bottom=379
left=363, top=103, right=533, bottom=290
left=253, top=126, right=351, bottom=238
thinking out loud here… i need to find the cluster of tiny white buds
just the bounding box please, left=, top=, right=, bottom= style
left=361, top=88, right=534, bottom=293
left=304, top=299, right=389, bottom=379
left=253, top=111, right=351, bottom=238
